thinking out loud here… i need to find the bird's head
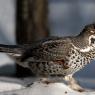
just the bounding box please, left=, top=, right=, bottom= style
left=79, top=24, right=95, bottom=46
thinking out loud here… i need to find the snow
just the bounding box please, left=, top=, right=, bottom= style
left=0, top=81, right=22, bottom=92
left=0, top=77, right=94, bottom=95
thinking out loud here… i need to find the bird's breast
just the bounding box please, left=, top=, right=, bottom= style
left=64, top=48, right=90, bottom=75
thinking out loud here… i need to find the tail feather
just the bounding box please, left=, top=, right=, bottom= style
left=0, top=44, right=25, bottom=54
left=0, top=44, right=30, bottom=68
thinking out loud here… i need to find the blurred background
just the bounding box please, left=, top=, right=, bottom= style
left=0, top=0, right=95, bottom=79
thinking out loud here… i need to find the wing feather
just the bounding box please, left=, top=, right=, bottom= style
left=21, top=37, right=73, bottom=61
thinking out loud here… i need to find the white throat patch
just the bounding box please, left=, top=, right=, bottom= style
left=79, top=46, right=93, bottom=52
left=73, top=44, right=94, bottom=53
left=73, top=34, right=95, bottom=53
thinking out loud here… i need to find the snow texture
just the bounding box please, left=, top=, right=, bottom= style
left=0, top=77, right=94, bottom=95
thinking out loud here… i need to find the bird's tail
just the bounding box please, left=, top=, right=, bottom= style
left=0, top=44, right=25, bottom=56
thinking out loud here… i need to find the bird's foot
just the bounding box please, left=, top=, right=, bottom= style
left=64, top=75, right=85, bottom=92
left=68, top=82, right=85, bottom=92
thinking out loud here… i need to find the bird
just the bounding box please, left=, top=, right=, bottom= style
left=0, top=23, right=95, bottom=91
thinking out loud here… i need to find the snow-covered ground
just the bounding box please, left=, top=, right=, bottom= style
left=0, top=77, right=95, bottom=95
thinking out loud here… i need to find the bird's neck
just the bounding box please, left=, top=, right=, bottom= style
left=71, top=35, right=95, bottom=60
left=71, top=34, right=95, bottom=54
left=71, top=35, right=89, bottom=49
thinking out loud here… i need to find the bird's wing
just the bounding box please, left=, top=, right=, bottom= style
left=41, top=38, right=73, bottom=60
left=21, top=37, right=73, bottom=61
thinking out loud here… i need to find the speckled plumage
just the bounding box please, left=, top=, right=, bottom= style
left=20, top=40, right=90, bottom=77
left=0, top=24, right=95, bottom=78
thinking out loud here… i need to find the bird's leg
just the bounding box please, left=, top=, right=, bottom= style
left=64, top=74, right=85, bottom=92
left=40, top=77, right=56, bottom=84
